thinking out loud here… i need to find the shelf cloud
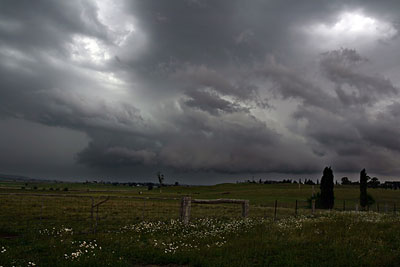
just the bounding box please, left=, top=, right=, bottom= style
left=1, top=0, right=400, bottom=183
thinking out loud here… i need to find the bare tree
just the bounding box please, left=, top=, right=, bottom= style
left=157, top=171, right=165, bottom=193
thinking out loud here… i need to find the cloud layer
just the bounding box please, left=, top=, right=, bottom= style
left=1, top=0, right=400, bottom=182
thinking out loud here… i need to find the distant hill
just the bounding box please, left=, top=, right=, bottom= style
left=0, top=173, right=51, bottom=182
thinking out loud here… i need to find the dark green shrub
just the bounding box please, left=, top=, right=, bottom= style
left=320, top=167, right=335, bottom=209
left=360, top=169, right=373, bottom=210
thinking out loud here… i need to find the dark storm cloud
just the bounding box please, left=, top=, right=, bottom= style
left=0, top=0, right=108, bottom=52
left=320, top=49, right=397, bottom=105
left=288, top=49, right=400, bottom=174
left=1, top=0, right=400, bottom=182
left=184, top=89, right=247, bottom=115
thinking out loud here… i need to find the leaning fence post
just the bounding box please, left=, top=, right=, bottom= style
left=91, top=196, right=110, bottom=234
left=40, top=197, right=44, bottom=223
left=90, top=197, right=94, bottom=233
left=242, top=200, right=249, bottom=218
left=180, top=196, right=191, bottom=225
left=142, top=200, right=145, bottom=220
left=312, top=199, right=315, bottom=215
left=274, top=200, right=278, bottom=221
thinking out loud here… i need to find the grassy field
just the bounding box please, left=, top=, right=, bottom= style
left=1, top=181, right=400, bottom=266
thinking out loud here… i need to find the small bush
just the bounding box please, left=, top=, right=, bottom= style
left=366, top=193, right=375, bottom=207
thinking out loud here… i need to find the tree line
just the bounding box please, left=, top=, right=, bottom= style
left=314, top=167, right=375, bottom=210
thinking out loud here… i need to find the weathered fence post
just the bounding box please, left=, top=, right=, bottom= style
left=355, top=204, right=358, bottom=212
left=394, top=203, right=396, bottom=214
left=142, top=200, right=146, bottom=220
left=311, top=199, right=315, bottom=214
left=40, top=197, right=44, bottom=223
left=274, top=200, right=278, bottom=221
left=180, top=196, right=191, bottom=225
left=90, top=197, right=94, bottom=232
left=242, top=200, right=249, bottom=218
left=295, top=200, right=298, bottom=216
left=91, top=196, right=110, bottom=234
left=343, top=200, right=346, bottom=211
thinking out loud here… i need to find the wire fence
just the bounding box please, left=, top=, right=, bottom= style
left=0, top=193, right=399, bottom=236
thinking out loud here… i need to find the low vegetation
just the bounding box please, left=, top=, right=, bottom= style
left=1, top=181, right=400, bottom=266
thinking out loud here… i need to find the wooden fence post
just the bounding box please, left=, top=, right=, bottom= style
left=343, top=200, right=345, bottom=211
left=274, top=200, right=277, bottom=221
left=394, top=203, right=396, bottom=214
left=142, top=200, right=146, bottom=220
left=311, top=199, right=315, bottom=214
left=295, top=200, right=298, bottom=216
left=355, top=204, right=358, bottom=212
left=180, top=196, right=191, bottom=225
left=91, top=196, right=110, bottom=234
left=40, top=197, right=44, bottom=223
left=377, top=203, right=379, bottom=212
left=90, top=197, right=94, bottom=232
left=242, top=200, right=249, bottom=218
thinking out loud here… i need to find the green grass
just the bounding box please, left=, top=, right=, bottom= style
left=1, top=181, right=400, bottom=266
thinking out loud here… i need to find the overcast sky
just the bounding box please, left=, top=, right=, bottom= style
left=1, top=0, right=400, bottom=184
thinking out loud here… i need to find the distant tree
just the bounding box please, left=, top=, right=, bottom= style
left=305, top=179, right=315, bottom=185
left=360, top=169, right=375, bottom=209
left=368, top=177, right=380, bottom=188
left=320, top=167, right=334, bottom=209
left=360, top=169, right=368, bottom=209
left=174, top=181, right=179, bottom=186
left=341, top=177, right=351, bottom=185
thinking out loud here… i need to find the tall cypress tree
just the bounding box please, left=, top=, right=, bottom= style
left=360, top=169, right=368, bottom=210
left=320, top=167, right=334, bottom=209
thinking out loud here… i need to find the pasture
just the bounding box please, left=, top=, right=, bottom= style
left=1, top=181, right=400, bottom=266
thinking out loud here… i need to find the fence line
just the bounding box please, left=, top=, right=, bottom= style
left=1, top=193, right=399, bottom=236
left=0, top=192, right=180, bottom=201
left=180, top=197, right=249, bottom=224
